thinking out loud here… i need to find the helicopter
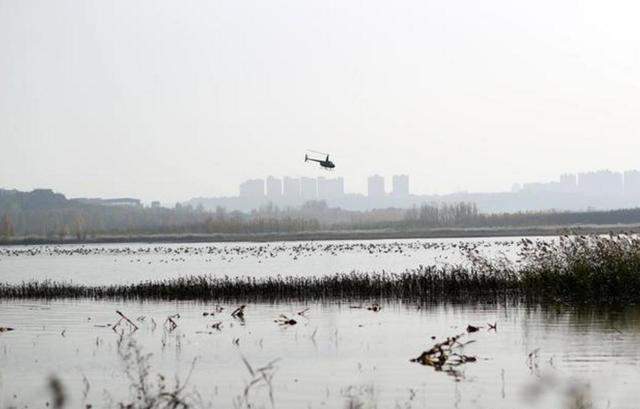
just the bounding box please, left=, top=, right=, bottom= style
left=304, top=151, right=335, bottom=170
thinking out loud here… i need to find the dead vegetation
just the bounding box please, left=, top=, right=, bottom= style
left=411, top=325, right=493, bottom=380
left=114, top=310, right=139, bottom=332
left=164, top=314, right=180, bottom=332
left=233, top=355, right=279, bottom=409
left=113, top=337, right=197, bottom=409
left=274, top=315, right=297, bottom=326
left=231, top=305, right=246, bottom=319
left=202, top=306, right=224, bottom=316
left=349, top=303, right=382, bottom=312
left=47, top=376, right=67, bottom=409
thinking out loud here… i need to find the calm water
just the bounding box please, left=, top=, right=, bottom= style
left=0, top=300, right=638, bottom=408
left=1, top=238, right=638, bottom=409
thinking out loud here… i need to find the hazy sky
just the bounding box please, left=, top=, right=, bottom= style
left=2, top=0, right=640, bottom=203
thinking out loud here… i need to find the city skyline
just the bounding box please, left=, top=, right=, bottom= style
left=4, top=1, right=640, bottom=203
left=233, top=169, right=640, bottom=201
left=240, top=175, right=403, bottom=200
left=11, top=168, right=639, bottom=210
left=181, top=168, right=640, bottom=214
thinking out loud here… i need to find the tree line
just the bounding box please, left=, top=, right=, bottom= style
left=3, top=188, right=640, bottom=240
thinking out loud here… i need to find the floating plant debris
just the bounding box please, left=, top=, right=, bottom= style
left=466, top=325, right=481, bottom=333
left=275, top=315, right=297, bottom=326
left=113, top=310, right=138, bottom=332
left=165, top=315, right=179, bottom=331
left=231, top=305, right=246, bottom=318
left=411, top=332, right=478, bottom=380
left=367, top=303, right=381, bottom=312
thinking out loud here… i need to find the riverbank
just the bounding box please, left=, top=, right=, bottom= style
left=2, top=223, right=640, bottom=246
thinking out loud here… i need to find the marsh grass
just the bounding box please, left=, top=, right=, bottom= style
left=2, top=235, right=640, bottom=303
left=0, top=268, right=519, bottom=302
left=514, top=234, right=640, bottom=302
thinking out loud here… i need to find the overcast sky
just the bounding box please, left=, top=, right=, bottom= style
left=2, top=0, right=640, bottom=203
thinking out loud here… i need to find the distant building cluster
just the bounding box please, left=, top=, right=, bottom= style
left=187, top=169, right=640, bottom=214
left=366, top=174, right=410, bottom=197
left=239, top=175, right=410, bottom=203
left=367, top=175, right=385, bottom=197
left=17, top=170, right=640, bottom=215
left=514, top=170, right=640, bottom=198
left=240, top=176, right=347, bottom=201
left=392, top=175, right=410, bottom=196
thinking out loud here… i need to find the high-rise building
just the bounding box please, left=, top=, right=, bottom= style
left=317, top=177, right=329, bottom=200
left=300, top=177, right=318, bottom=201
left=367, top=175, right=385, bottom=197
left=239, top=179, right=265, bottom=198
left=282, top=177, right=301, bottom=200
left=578, top=170, right=623, bottom=196
left=559, top=173, right=577, bottom=192
left=624, top=170, right=640, bottom=197
left=317, top=177, right=344, bottom=200
left=392, top=175, right=409, bottom=196
left=331, top=177, right=345, bottom=199
left=266, top=176, right=282, bottom=200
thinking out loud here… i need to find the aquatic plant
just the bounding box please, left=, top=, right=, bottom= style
left=2, top=235, right=640, bottom=303
left=233, top=355, right=278, bottom=409
left=47, top=376, right=67, bottom=409
left=516, top=234, right=640, bottom=302
left=0, top=267, right=518, bottom=302
left=463, top=233, right=640, bottom=303
left=112, top=338, right=197, bottom=409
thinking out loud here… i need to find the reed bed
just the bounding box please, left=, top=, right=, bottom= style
left=0, top=268, right=519, bottom=302
left=2, top=235, right=640, bottom=303
left=515, top=234, right=640, bottom=303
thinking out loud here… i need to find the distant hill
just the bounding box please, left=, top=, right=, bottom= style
left=0, top=188, right=71, bottom=211
left=0, top=188, right=154, bottom=239
left=0, top=188, right=142, bottom=212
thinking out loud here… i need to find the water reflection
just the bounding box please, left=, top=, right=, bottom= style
left=0, top=299, right=638, bottom=408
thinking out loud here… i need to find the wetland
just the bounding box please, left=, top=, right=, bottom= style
left=1, top=235, right=639, bottom=408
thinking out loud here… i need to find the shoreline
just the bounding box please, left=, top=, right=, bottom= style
left=1, top=223, right=639, bottom=246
